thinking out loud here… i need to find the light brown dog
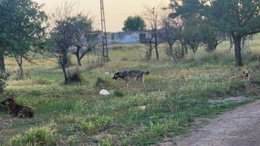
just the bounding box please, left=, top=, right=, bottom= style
left=228, top=70, right=251, bottom=81
left=1, top=97, right=34, bottom=118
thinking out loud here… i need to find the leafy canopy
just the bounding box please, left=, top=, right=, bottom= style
left=0, top=0, right=48, bottom=59
left=122, top=16, right=146, bottom=31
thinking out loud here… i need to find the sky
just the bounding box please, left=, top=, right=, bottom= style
left=32, top=0, right=168, bottom=32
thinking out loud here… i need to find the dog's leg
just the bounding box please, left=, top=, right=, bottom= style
left=141, top=77, right=145, bottom=88
left=137, top=75, right=145, bottom=88
left=17, top=112, right=25, bottom=118
left=125, top=79, right=130, bottom=88
left=142, top=78, right=145, bottom=88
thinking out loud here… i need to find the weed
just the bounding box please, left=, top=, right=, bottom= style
left=113, top=89, right=124, bottom=97
left=95, top=77, right=114, bottom=89
left=10, top=124, right=58, bottom=146
left=67, top=68, right=83, bottom=83
left=98, top=134, right=113, bottom=146
left=68, top=135, right=78, bottom=145
left=79, top=114, right=113, bottom=135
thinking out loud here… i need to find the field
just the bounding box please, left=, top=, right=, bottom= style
left=0, top=34, right=260, bottom=145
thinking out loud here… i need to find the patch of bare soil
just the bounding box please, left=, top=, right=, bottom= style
left=170, top=99, right=260, bottom=146
left=0, top=117, right=30, bottom=128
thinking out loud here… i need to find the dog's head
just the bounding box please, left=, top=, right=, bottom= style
left=1, top=97, right=15, bottom=106
left=112, top=71, right=120, bottom=80
left=242, top=70, right=251, bottom=78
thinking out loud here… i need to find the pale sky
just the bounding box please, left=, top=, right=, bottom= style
left=33, top=0, right=168, bottom=32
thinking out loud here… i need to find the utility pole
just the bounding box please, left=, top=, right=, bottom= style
left=100, top=0, right=109, bottom=62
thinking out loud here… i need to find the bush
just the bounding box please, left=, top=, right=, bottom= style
left=95, top=77, right=114, bottom=89
left=10, top=126, right=58, bottom=146
left=67, top=68, right=83, bottom=83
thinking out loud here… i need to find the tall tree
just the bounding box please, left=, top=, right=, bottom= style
left=171, top=0, right=260, bottom=66
left=208, top=0, right=260, bottom=66
left=122, top=16, right=146, bottom=31
left=0, top=0, right=47, bottom=78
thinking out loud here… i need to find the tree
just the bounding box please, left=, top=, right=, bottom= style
left=50, top=18, right=75, bottom=83
left=171, top=0, right=260, bottom=66
left=0, top=0, right=47, bottom=78
left=209, top=0, right=260, bottom=66
left=70, top=14, right=98, bottom=66
left=122, top=16, right=146, bottom=31
left=182, top=15, right=204, bottom=54
left=160, top=10, right=178, bottom=56
left=142, top=5, right=162, bottom=60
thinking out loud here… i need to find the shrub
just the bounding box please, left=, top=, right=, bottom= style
left=10, top=126, right=58, bottom=146
left=95, top=77, right=114, bottom=89
left=67, top=68, right=83, bottom=83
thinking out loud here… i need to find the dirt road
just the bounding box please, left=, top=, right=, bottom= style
left=172, top=99, right=260, bottom=146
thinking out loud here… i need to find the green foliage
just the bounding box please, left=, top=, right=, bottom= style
left=67, top=68, right=83, bottom=83
left=0, top=0, right=47, bottom=67
left=10, top=125, right=58, bottom=146
left=79, top=114, right=113, bottom=135
left=113, top=90, right=124, bottom=97
left=0, top=73, right=9, bottom=94
left=98, top=135, right=113, bottom=146
left=68, top=135, right=78, bottom=145
left=95, top=77, right=114, bottom=89
left=171, top=0, right=260, bottom=66
left=122, top=16, right=146, bottom=31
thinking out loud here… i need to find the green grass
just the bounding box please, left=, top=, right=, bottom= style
left=0, top=35, right=260, bottom=145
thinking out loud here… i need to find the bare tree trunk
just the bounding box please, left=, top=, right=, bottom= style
left=61, top=64, right=68, bottom=83
left=169, top=42, right=173, bottom=56
left=229, top=35, right=233, bottom=53
left=76, top=46, right=82, bottom=66
left=154, top=32, right=159, bottom=60
left=180, top=40, right=185, bottom=57
left=15, top=56, right=23, bottom=79
left=0, top=54, right=5, bottom=74
left=232, top=35, right=243, bottom=66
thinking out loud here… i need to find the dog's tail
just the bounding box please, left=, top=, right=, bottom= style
left=143, top=71, right=150, bottom=75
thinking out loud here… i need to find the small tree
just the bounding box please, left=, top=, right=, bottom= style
left=160, top=12, right=179, bottom=56
left=50, top=18, right=75, bottom=83
left=122, top=16, right=146, bottom=31
left=142, top=5, right=163, bottom=60
left=182, top=16, right=204, bottom=54
left=69, top=14, right=98, bottom=66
